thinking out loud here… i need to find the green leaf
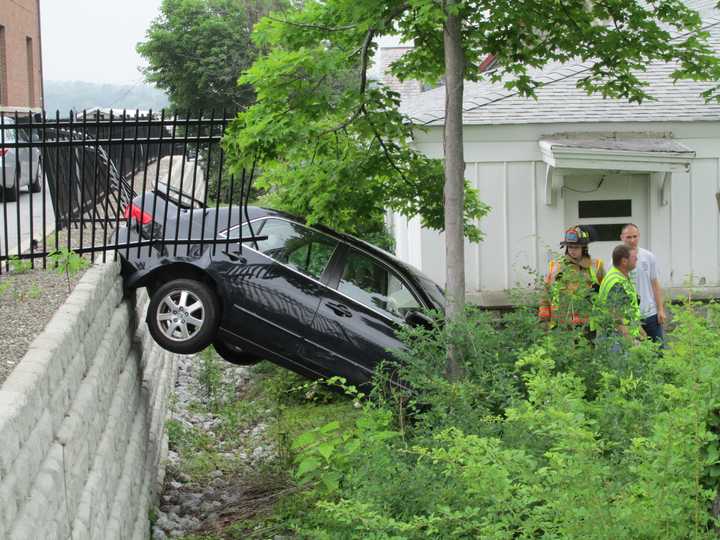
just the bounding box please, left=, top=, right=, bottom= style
left=373, top=430, right=400, bottom=441
left=295, top=457, right=321, bottom=479
left=321, top=471, right=341, bottom=492
left=317, top=442, right=336, bottom=461
left=320, top=421, right=341, bottom=434
left=291, top=430, right=317, bottom=450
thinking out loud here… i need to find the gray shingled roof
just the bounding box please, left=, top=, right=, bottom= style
left=400, top=4, right=720, bottom=126
left=540, top=137, right=695, bottom=154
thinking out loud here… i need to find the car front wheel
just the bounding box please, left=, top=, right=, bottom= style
left=147, top=279, right=219, bottom=354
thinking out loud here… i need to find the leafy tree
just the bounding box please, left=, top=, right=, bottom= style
left=137, top=0, right=286, bottom=112
left=224, top=3, right=489, bottom=249
left=226, top=0, right=720, bottom=378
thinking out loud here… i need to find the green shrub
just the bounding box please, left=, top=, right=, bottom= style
left=391, top=306, right=547, bottom=437
left=284, top=301, right=720, bottom=539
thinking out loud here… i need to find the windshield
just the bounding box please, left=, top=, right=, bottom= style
left=408, top=268, right=446, bottom=312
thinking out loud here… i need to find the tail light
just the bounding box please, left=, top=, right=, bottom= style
left=0, top=149, right=8, bottom=157
left=123, top=204, right=153, bottom=225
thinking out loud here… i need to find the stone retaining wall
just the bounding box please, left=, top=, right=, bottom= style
left=0, top=261, right=178, bottom=540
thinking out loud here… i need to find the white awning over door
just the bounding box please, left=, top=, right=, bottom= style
left=539, top=135, right=696, bottom=206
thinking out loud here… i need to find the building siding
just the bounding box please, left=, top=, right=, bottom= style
left=0, top=0, right=42, bottom=110
left=394, top=121, right=720, bottom=298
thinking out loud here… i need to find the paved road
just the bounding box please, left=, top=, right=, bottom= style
left=0, top=181, right=56, bottom=258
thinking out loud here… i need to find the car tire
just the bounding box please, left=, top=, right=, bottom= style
left=2, top=184, right=17, bottom=202
left=212, top=339, right=262, bottom=366
left=147, top=279, right=219, bottom=354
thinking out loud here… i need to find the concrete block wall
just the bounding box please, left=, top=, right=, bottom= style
left=0, top=261, right=178, bottom=540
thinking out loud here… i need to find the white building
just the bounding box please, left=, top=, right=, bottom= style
left=390, top=0, right=720, bottom=305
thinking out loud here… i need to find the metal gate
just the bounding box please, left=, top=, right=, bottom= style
left=0, top=110, right=253, bottom=272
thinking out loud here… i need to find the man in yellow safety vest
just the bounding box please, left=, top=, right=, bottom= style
left=539, top=226, right=605, bottom=327
left=594, top=244, right=645, bottom=340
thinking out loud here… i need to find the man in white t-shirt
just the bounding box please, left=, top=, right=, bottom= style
left=619, top=224, right=666, bottom=342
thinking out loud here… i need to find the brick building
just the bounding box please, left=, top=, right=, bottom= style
left=0, top=0, right=43, bottom=112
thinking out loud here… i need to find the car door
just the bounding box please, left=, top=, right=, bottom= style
left=15, top=126, right=32, bottom=187
left=213, top=217, right=339, bottom=363
left=300, top=246, right=424, bottom=386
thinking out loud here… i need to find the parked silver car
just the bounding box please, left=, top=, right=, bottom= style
left=1, top=116, right=42, bottom=202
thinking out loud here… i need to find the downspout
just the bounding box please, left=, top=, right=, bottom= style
left=36, top=0, right=44, bottom=111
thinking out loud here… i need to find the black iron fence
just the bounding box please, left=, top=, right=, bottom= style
left=0, top=110, right=253, bottom=273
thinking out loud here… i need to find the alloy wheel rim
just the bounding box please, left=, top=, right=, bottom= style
left=156, top=289, right=205, bottom=342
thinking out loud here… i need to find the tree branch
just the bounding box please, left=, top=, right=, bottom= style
left=358, top=28, right=375, bottom=96
left=318, top=28, right=376, bottom=136
left=362, top=105, right=418, bottom=190
left=266, top=16, right=358, bottom=32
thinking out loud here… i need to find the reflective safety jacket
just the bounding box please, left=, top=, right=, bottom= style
left=539, top=257, right=604, bottom=325
left=593, top=267, right=642, bottom=336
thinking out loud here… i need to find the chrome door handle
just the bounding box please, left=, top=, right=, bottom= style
left=326, top=301, right=352, bottom=317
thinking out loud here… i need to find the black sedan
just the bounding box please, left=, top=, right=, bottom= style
left=118, top=193, right=445, bottom=387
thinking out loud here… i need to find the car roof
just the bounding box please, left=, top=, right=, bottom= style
left=249, top=206, right=397, bottom=260
left=248, top=206, right=440, bottom=284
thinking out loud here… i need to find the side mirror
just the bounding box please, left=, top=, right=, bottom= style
left=404, top=310, right=435, bottom=329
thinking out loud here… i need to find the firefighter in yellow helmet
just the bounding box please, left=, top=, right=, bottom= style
left=539, top=226, right=605, bottom=327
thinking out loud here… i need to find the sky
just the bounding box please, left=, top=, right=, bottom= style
left=41, top=0, right=163, bottom=84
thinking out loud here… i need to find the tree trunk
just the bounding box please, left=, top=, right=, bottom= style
left=443, top=0, right=466, bottom=382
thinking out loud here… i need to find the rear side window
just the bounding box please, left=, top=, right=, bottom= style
left=248, top=218, right=337, bottom=280
left=338, top=249, right=420, bottom=318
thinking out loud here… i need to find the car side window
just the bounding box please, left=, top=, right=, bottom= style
left=338, top=249, right=421, bottom=318
left=248, top=218, right=337, bottom=280
left=220, top=219, right=264, bottom=241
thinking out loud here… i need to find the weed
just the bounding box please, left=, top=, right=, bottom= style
left=48, top=247, right=89, bottom=292
left=165, top=419, right=186, bottom=451
left=8, top=255, right=31, bottom=274
left=148, top=507, right=158, bottom=527
left=0, top=279, right=10, bottom=299
left=168, top=391, right=178, bottom=413
left=27, top=283, right=42, bottom=299
left=197, top=347, right=224, bottom=410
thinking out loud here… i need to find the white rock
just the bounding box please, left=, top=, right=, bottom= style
left=155, top=515, right=175, bottom=531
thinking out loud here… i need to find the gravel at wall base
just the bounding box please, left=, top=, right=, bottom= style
left=153, top=354, right=281, bottom=539
left=0, top=268, right=84, bottom=386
